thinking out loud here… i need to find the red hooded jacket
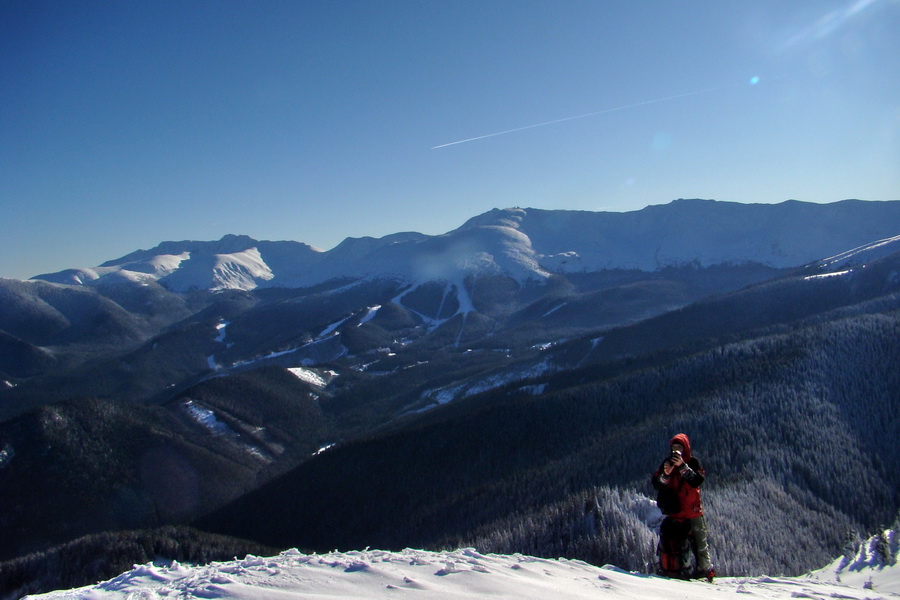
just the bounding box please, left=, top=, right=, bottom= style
left=652, top=433, right=705, bottom=520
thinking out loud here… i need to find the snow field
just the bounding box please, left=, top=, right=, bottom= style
left=286, top=367, right=327, bottom=388
left=26, top=546, right=899, bottom=600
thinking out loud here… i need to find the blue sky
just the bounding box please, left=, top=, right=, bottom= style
left=2, top=0, right=898, bottom=280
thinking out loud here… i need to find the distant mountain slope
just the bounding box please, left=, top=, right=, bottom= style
left=31, top=199, right=900, bottom=292
left=0, top=330, right=55, bottom=379
left=0, top=278, right=162, bottom=351
left=514, top=199, right=900, bottom=271
left=804, top=233, right=900, bottom=273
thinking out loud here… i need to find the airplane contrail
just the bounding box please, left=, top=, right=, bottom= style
left=430, top=85, right=728, bottom=150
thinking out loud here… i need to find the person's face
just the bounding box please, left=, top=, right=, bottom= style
left=671, top=443, right=684, bottom=454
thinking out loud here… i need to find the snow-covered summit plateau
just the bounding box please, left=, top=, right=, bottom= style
left=26, top=545, right=899, bottom=600
left=32, top=199, right=900, bottom=292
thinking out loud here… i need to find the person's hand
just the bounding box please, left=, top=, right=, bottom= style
left=663, top=462, right=674, bottom=475
left=671, top=453, right=684, bottom=468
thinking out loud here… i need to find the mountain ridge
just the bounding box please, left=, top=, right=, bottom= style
left=29, top=199, right=900, bottom=292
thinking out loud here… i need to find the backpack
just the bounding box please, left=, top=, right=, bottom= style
left=657, top=517, right=693, bottom=578
left=656, top=486, right=680, bottom=515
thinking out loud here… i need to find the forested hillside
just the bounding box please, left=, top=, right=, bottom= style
left=0, top=367, right=329, bottom=562
left=200, top=297, right=900, bottom=576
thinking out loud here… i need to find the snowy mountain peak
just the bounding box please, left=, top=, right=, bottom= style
left=457, top=207, right=528, bottom=231
left=30, top=199, right=900, bottom=292
left=99, top=234, right=263, bottom=268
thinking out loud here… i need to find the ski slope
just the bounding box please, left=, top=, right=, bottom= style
left=26, top=546, right=899, bottom=600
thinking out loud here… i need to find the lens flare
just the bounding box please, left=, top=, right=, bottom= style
left=783, top=0, right=884, bottom=48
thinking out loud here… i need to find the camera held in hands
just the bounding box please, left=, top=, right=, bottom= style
left=668, top=449, right=682, bottom=464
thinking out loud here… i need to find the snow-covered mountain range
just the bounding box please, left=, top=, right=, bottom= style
left=32, top=199, right=900, bottom=292
left=4, top=198, right=900, bottom=600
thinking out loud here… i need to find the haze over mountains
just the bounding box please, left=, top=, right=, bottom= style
left=2, top=198, right=900, bottom=599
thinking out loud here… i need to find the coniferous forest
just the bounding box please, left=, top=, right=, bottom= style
left=200, top=300, right=900, bottom=577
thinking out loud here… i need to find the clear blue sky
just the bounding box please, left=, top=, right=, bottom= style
left=2, top=0, right=898, bottom=280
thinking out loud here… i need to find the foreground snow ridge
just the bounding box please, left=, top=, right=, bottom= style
left=28, top=547, right=898, bottom=600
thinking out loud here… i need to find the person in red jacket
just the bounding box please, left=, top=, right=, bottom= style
left=651, top=433, right=714, bottom=581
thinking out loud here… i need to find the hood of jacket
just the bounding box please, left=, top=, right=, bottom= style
left=670, top=433, right=692, bottom=462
